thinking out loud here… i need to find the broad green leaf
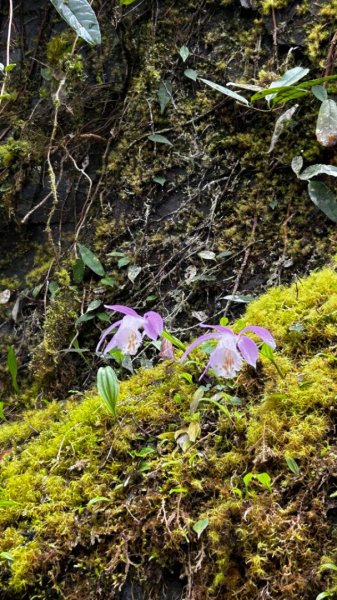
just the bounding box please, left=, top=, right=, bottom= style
left=132, top=447, right=155, bottom=457
left=87, top=496, right=111, bottom=506
left=5, top=63, right=16, bottom=73
left=199, top=77, right=249, bottom=105
left=100, top=276, right=115, bottom=288
left=86, top=299, right=102, bottom=312
left=97, top=366, right=119, bottom=418
left=120, top=0, right=137, bottom=4
left=312, top=85, right=328, bottom=102
left=7, top=346, right=18, bottom=393
left=179, top=45, right=190, bottom=62
left=308, top=181, right=337, bottom=223
left=78, top=243, right=105, bottom=276
left=50, top=0, right=101, bottom=45
left=117, top=256, right=130, bottom=268
left=184, top=69, right=198, bottom=81
left=158, top=80, right=172, bottom=114
left=72, top=257, right=85, bottom=283
left=316, top=99, right=337, bottom=147
left=269, top=105, right=298, bottom=153
left=148, top=134, right=173, bottom=146
left=316, top=593, right=333, bottom=600
left=193, top=518, right=209, bottom=538
left=255, top=472, right=272, bottom=491
left=299, top=163, right=337, bottom=180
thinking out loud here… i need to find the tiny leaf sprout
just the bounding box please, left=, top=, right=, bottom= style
left=97, top=366, right=119, bottom=419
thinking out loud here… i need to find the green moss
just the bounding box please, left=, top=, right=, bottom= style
left=1, top=266, right=337, bottom=597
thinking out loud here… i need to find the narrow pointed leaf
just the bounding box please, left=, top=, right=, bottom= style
left=269, top=105, right=298, bottom=152
left=199, top=77, right=249, bottom=105
left=78, top=243, right=105, bottom=276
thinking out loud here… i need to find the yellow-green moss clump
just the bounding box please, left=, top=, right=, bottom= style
left=2, top=266, right=337, bottom=599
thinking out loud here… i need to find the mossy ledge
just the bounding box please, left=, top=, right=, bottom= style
left=2, top=266, right=337, bottom=598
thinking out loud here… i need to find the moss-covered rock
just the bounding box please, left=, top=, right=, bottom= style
left=2, top=265, right=337, bottom=598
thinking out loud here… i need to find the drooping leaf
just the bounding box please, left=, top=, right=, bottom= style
left=78, top=243, right=105, bottom=276
left=316, top=593, right=333, bottom=600
left=179, top=45, right=190, bottom=62
left=184, top=68, right=198, bottom=81
left=307, top=181, right=337, bottom=223
left=227, top=81, right=263, bottom=92
left=158, top=80, right=173, bottom=114
left=291, top=155, right=303, bottom=176
left=312, top=85, right=328, bottom=102
left=199, top=77, right=249, bottom=105
left=127, top=265, right=142, bottom=283
left=222, top=294, right=255, bottom=303
left=97, top=366, right=120, bottom=419
left=7, top=346, right=18, bottom=393
left=148, top=134, right=173, bottom=146
left=50, top=0, right=101, bottom=46
left=268, top=105, right=298, bottom=153
left=316, top=98, right=337, bottom=147
left=299, top=163, right=337, bottom=180
left=193, top=518, right=209, bottom=538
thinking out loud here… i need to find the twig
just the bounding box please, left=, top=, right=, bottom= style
left=0, top=0, right=14, bottom=112
left=325, top=30, right=337, bottom=78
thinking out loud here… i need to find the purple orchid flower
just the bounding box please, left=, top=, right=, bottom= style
left=180, top=323, right=275, bottom=379
left=96, top=305, right=163, bottom=356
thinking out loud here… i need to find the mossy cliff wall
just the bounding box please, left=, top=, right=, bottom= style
left=1, top=0, right=337, bottom=399
left=2, top=1, right=337, bottom=598
left=2, top=266, right=337, bottom=598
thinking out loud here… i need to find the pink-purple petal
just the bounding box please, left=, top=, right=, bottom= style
left=95, top=319, right=122, bottom=353
left=143, top=311, right=164, bottom=340
left=104, top=304, right=139, bottom=317
left=240, top=325, right=276, bottom=349
left=180, top=332, right=222, bottom=363
left=200, top=324, right=236, bottom=336
left=237, top=335, right=259, bottom=368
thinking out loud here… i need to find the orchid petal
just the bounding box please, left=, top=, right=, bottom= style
left=104, top=304, right=139, bottom=317
left=237, top=336, right=259, bottom=368
left=240, top=326, right=276, bottom=349
left=199, top=324, right=236, bottom=336
left=104, top=326, right=142, bottom=356
left=180, top=332, right=222, bottom=363
left=209, top=336, right=243, bottom=378
left=143, top=311, right=164, bottom=340
left=95, top=319, right=122, bottom=353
